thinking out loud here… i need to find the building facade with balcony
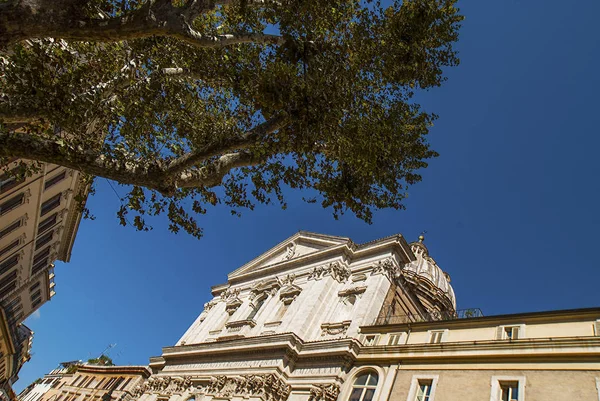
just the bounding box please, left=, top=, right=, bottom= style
left=0, top=159, right=87, bottom=395
left=130, top=231, right=600, bottom=401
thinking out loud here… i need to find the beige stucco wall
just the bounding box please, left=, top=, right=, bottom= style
left=389, top=369, right=600, bottom=401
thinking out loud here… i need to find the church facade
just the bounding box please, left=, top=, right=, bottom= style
left=133, top=232, right=600, bottom=401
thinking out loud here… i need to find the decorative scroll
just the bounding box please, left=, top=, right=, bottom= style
left=309, top=383, right=341, bottom=401
left=320, top=321, right=351, bottom=336
left=205, top=374, right=291, bottom=401
left=307, top=261, right=351, bottom=283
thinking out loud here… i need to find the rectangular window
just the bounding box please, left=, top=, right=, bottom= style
left=40, top=193, right=61, bottom=216
left=0, top=193, right=24, bottom=216
left=0, top=239, right=19, bottom=258
left=0, top=281, right=16, bottom=299
left=500, top=381, right=519, bottom=401
left=429, top=331, right=444, bottom=344
left=0, top=219, right=22, bottom=239
left=0, top=271, right=18, bottom=291
left=44, top=170, right=67, bottom=190
left=363, top=335, right=379, bottom=346
left=38, top=213, right=57, bottom=235
left=504, top=326, right=520, bottom=340
left=0, top=254, right=19, bottom=276
left=31, top=258, right=49, bottom=276
left=30, top=289, right=41, bottom=302
left=415, top=380, right=433, bottom=401
left=33, top=247, right=50, bottom=265
left=388, top=333, right=402, bottom=346
left=407, top=375, right=438, bottom=401
left=490, top=376, right=525, bottom=401
left=0, top=166, right=25, bottom=195
left=35, top=230, right=53, bottom=250
left=29, top=282, right=40, bottom=292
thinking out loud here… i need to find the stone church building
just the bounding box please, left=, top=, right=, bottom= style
left=133, top=232, right=600, bottom=401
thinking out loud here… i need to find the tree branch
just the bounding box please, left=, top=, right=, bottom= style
left=165, top=112, right=289, bottom=177
left=0, top=129, right=266, bottom=194
left=1, top=0, right=282, bottom=48
left=176, top=150, right=259, bottom=188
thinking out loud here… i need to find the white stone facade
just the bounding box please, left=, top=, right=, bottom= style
left=138, top=231, right=457, bottom=401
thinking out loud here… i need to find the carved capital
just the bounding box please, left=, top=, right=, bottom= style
left=309, top=383, right=341, bottom=401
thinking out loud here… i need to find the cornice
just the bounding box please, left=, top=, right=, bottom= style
left=361, top=307, right=600, bottom=333
left=156, top=334, right=361, bottom=367
left=57, top=171, right=89, bottom=263
left=76, top=365, right=152, bottom=377
left=357, top=336, right=600, bottom=361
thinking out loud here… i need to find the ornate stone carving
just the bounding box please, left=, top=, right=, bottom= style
left=250, top=278, right=280, bottom=301
left=279, top=283, right=302, bottom=305
left=309, top=383, right=341, bottom=401
left=221, top=287, right=241, bottom=300
left=307, top=261, right=350, bottom=283
left=328, top=261, right=351, bottom=283
left=137, top=376, right=194, bottom=396
left=225, top=297, right=243, bottom=315
left=203, top=299, right=217, bottom=312
left=371, top=258, right=398, bottom=278
left=320, top=321, right=351, bottom=336
left=283, top=242, right=296, bottom=260
left=204, top=374, right=290, bottom=401
left=279, top=274, right=295, bottom=286
left=307, top=265, right=326, bottom=281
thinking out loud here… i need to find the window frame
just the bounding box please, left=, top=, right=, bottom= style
left=406, top=375, right=439, bottom=401
left=489, top=375, right=525, bottom=401
left=428, top=329, right=447, bottom=344
left=388, top=332, right=404, bottom=346
left=348, top=370, right=379, bottom=401
left=0, top=193, right=25, bottom=216
left=496, top=324, right=526, bottom=340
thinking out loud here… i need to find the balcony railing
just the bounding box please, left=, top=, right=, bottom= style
left=372, top=308, right=484, bottom=326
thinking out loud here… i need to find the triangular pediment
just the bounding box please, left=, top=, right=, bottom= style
left=228, top=231, right=350, bottom=280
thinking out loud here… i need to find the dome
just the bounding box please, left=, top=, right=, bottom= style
left=401, top=238, right=456, bottom=311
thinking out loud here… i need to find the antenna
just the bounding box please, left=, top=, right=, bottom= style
left=98, top=343, right=117, bottom=358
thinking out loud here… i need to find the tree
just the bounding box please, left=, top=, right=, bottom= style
left=87, top=354, right=114, bottom=366
left=0, top=0, right=463, bottom=238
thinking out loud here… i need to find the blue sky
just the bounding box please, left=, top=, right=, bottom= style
left=14, top=0, right=600, bottom=391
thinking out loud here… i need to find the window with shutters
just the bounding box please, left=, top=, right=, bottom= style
left=429, top=330, right=445, bottom=344
left=490, top=376, right=525, bottom=401
left=406, top=375, right=438, bottom=401
left=363, top=335, right=379, bottom=346
left=388, top=333, right=403, bottom=346
left=496, top=325, right=525, bottom=340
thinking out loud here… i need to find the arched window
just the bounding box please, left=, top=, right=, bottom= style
left=348, top=372, right=378, bottom=401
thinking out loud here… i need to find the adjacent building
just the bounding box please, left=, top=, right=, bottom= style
left=0, top=159, right=87, bottom=395
left=18, top=362, right=151, bottom=401
left=127, top=231, right=600, bottom=401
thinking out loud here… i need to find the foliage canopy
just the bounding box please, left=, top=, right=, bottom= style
left=0, top=0, right=463, bottom=237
